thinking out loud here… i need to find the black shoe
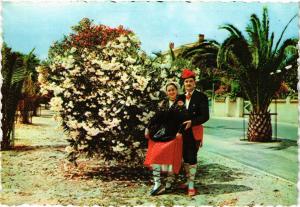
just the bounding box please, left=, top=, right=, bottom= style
left=164, top=186, right=173, bottom=194
left=150, top=185, right=165, bottom=196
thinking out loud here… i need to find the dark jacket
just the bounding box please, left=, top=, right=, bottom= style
left=179, top=90, right=209, bottom=126
left=147, top=98, right=189, bottom=138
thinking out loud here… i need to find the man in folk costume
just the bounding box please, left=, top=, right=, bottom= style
left=179, top=68, right=209, bottom=196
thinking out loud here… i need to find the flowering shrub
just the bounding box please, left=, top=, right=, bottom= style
left=38, top=18, right=167, bottom=166
left=38, top=18, right=201, bottom=166
left=214, top=85, right=229, bottom=98
left=275, top=81, right=295, bottom=99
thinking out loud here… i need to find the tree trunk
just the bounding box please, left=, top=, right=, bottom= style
left=1, top=115, right=14, bottom=150
left=32, top=96, right=40, bottom=117
left=247, top=110, right=272, bottom=142
left=20, top=98, right=32, bottom=124
left=1, top=124, right=11, bottom=150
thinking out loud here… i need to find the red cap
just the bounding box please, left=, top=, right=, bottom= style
left=181, top=68, right=196, bottom=79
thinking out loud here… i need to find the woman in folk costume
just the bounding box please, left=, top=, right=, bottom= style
left=179, top=68, right=209, bottom=196
left=144, top=82, right=189, bottom=196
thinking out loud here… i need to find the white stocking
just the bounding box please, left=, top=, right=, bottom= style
left=152, top=164, right=161, bottom=189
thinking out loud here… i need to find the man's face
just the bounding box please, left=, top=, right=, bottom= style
left=184, top=78, right=196, bottom=92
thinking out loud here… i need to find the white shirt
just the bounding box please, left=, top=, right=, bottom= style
left=185, top=90, right=194, bottom=109
left=169, top=100, right=175, bottom=108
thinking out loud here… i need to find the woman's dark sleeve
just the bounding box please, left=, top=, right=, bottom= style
left=147, top=110, right=163, bottom=128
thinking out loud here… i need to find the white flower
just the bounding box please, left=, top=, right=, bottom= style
left=65, top=146, right=74, bottom=153
left=133, top=75, right=150, bottom=91
left=120, top=73, right=129, bottom=83
left=85, top=111, right=92, bottom=117
left=112, top=145, right=125, bottom=152
left=70, top=130, right=80, bottom=139
left=62, top=78, right=73, bottom=89
left=78, top=144, right=88, bottom=150
left=51, top=84, right=64, bottom=96
left=276, top=69, right=281, bottom=73
left=87, top=128, right=101, bottom=136
left=67, top=120, right=78, bottom=129
left=86, top=136, right=93, bottom=140
left=133, top=142, right=140, bottom=148
left=68, top=101, right=74, bottom=108
left=117, top=35, right=128, bottom=43
left=70, top=47, right=77, bottom=53
left=126, top=56, right=136, bottom=64
left=129, top=34, right=140, bottom=44
left=285, top=65, right=292, bottom=70
left=49, top=97, right=63, bottom=111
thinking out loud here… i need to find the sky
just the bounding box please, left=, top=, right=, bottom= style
left=3, top=1, right=299, bottom=60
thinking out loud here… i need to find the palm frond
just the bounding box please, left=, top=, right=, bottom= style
left=273, top=14, right=297, bottom=55
left=11, top=65, right=26, bottom=85
left=272, top=38, right=298, bottom=69
left=262, top=7, right=269, bottom=42
left=219, top=24, right=244, bottom=38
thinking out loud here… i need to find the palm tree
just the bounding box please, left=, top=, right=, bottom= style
left=177, top=39, right=225, bottom=95
left=1, top=44, right=25, bottom=149
left=18, top=50, right=40, bottom=124
left=217, top=7, right=298, bottom=142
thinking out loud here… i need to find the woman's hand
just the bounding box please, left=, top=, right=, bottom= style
left=183, top=120, right=192, bottom=130
left=145, top=128, right=150, bottom=139
left=176, top=132, right=182, bottom=138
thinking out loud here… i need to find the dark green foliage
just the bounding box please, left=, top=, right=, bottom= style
left=1, top=43, right=40, bottom=149
left=177, top=39, right=227, bottom=96
left=1, top=44, right=25, bottom=149
left=217, top=7, right=298, bottom=113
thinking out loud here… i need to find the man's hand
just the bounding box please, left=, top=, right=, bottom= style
left=195, top=140, right=203, bottom=151
left=183, top=120, right=192, bottom=130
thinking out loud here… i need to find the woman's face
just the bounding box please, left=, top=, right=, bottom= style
left=166, top=85, right=178, bottom=101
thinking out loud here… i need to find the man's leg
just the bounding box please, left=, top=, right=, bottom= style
left=187, top=164, right=197, bottom=190
left=165, top=165, right=174, bottom=190
left=182, top=130, right=198, bottom=196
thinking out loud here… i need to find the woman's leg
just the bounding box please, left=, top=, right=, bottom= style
left=150, top=164, right=165, bottom=196
left=165, top=165, right=174, bottom=189
left=152, top=164, right=161, bottom=190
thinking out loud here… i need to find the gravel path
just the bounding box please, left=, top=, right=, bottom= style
left=1, top=110, right=297, bottom=205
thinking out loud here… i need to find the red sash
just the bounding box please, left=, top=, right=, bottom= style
left=192, top=125, right=203, bottom=141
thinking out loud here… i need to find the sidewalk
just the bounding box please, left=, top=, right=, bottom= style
left=203, top=120, right=298, bottom=183
left=211, top=115, right=298, bottom=127
left=1, top=110, right=298, bottom=205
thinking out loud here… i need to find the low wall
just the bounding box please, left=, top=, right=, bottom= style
left=212, top=97, right=298, bottom=124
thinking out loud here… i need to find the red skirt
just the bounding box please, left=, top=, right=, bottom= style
left=144, top=135, right=183, bottom=174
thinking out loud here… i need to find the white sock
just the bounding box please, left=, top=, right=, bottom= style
left=165, top=173, right=174, bottom=188
left=188, top=164, right=197, bottom=189
left=184, top=163, right=190, bottom=185
left=152, top=164, right=161, bottom=189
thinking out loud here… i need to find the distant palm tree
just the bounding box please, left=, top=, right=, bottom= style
left=179, top=39, right=220, bottom=70
left=1, top=44, right=25, bottom=149
left=217, top=7, right=298, bottom=142
left=1, top=44, right=40, bottom=149
left=177, top=39, right=225, bottom=94
left=18, top=50, right=40, bottom=124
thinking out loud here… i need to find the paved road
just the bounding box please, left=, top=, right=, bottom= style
left=205, top=117, right=297, bottom=140
left=200, top=117, right=298, bottom=183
